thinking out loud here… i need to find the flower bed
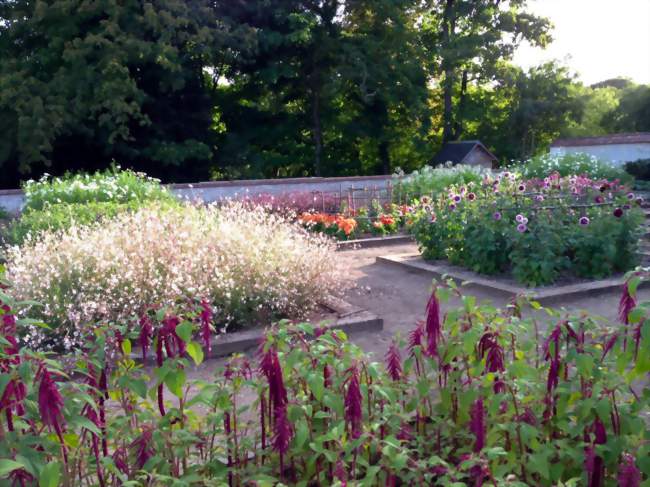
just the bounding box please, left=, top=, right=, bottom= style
left=409, top=172, right=644, bottom=286
left=0, top=275, right=648, bottom=485
left=3, top=202, right=341, bottom=350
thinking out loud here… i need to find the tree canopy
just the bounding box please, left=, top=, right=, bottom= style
left=0, top=0, right=647, bottom=187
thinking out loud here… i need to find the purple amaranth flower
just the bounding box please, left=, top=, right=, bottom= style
left=425, top=288, right=442, bottom=357
left=334, top=459, right=348, bottom=487
left=586, top=418, right=607, bottom=487
left=517, top=407, right=538, bottom=426
left=112, top=446, right=129, bottom=475
left=258, top=345, right=288, bottom=410
left=385, top=341, right=402, bottom=381
left=470, top=397, right=486, bottom=453
left=272, top=404, right=293, bottom=455
left=38, top=367, right=67, bottom=462
left=579, top=216, right=590, bottom=226
left=618, top=453, right=641, bottom=487
left=614, top=207, right=624, bottom=218
left=130, top=427, right=154, bottom=469
left=619, top=282, right=636, bottom=325
left=139, top=313, right=153, bottom=361
left=408, top=320, right=425, bottom=358
left=516, top=223, right=527, bottom=233
left=344, top=366, right=363, bottom=439
left=199, top=300, right=213, bottom=354
left=468, top=192, right=476, bottom=201
left=493, top=211, right=502, bottom=221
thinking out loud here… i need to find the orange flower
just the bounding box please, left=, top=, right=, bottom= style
left=379, top=215, right=395, bottom=226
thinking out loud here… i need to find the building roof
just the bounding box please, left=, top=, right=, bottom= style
left=551, top=132, right=650, bottom=148
left=430, top=140, right=497, bottom=165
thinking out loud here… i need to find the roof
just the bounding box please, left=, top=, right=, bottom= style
left=551, top=133, right=650, bottom=148
left=430, top=140, right=497, bottom=165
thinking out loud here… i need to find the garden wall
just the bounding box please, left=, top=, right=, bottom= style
left=0, top=175, right=392, bottom=215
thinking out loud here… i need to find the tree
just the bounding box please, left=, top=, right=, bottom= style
left=421, top=0, right=551, bottom=143
left=602, top=84, right=650, bottom=133
left=0, top=0, right=223, bottom=187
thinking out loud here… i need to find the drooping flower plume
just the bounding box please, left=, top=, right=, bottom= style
left=425, top=288, right=442, bottom=357
left=617, top=453, right=641, bottom=487
left=344, top=365, right=363, bottom=439
left=618, top=282, right=636, bottom=325
left=469, top=397, right=486, bottom=453
left=385, top=340, right=402, bottom=381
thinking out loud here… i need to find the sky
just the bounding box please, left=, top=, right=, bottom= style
left=513, top=0, right=650, bottom=85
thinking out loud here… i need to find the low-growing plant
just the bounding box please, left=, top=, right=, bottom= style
left=22, top=167, right=175, bottom=211
left=3, top=202, right=341, bottom=350
left=626, top=158, right=650, bottom=181
left=409, top=172, right=643, bottom=286
left=0, top=275, right=648, bottom=486
left=7, top=168, right=179, bottom=244
left=512, top=153, right=632, bottom=183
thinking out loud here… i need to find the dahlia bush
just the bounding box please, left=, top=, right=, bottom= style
left=0, top=276, right=647, bottom=486
left=3, top=202, right=340, bottom=350
left=410, top=171, right=644, bottom=286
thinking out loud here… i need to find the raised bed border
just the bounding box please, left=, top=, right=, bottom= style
left=133, top=296, right=383, bottom=364
left=336, top=234, right=413, bottom=250
left=376, top=253, right=649, bottom=305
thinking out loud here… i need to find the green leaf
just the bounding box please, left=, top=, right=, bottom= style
left=165, top=369, right=186, bottom=398
left=0, top=374, right=11, bottom=401
left=39, top=462, right=61, bottom=487
left=0, top=459, right=25, bottom=478
left=307, top=372, right=324, bottom=402
left=175, top=322, right=193, bottom=343
left=121, top=338, right=132, bottom=356
left=186, top=342, right=204, bottom=366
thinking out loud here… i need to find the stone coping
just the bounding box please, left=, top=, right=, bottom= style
left=336, top=234, right=413, bottom=250
left=376, top=253, right=647, bottom=305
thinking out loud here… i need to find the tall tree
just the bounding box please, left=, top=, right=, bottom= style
left=602, top=84, right=650, bottom=133
left=0, top=0, right=225, bottom=187
left=421, top=0, right=551, bottom=143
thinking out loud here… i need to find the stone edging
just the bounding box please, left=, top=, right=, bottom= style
left=336, top=234, right=413, bottom=251
left=376, top=253, right=648, bottom=305
left=133, top=296, right=383, bottom=364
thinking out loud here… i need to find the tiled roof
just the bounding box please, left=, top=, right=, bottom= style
left=551, top=133, right=650, bottom=147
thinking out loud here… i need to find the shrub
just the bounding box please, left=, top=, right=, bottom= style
left=7, top=168, right=179, bottom=244
left=409, top=172, right=643, bottom=286
left=0, top=277, right=648, bottom=485
left=3, top=203, right=341, bottom=350
left=625, top=158, right=650, bottom=181
left=392, top=163, right=489, bottom=202
left=22, top=168, right=175, bottom=211
left=513, top=152, right=632, bottom=183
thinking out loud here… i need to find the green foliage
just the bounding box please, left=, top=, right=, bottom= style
left=603, top=84, right=650, bottom=133
left=392, top=163, right=489, bottom=201
left=6, top=168, right=177, bottom=243
left=23, top=168, right=175, bottom=211
left=1, top=278, right=648, bottom=485
left=625, top=159, right=650, bottom=181
left=410, top=173, right=642, bottom=286
left=513, top=153, right=632, bottom=182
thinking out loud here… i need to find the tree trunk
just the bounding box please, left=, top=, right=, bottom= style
left=312, top=89, right=323, bottom=176
left=453, top=69, right=468, bottom=139
left=378, top=140, right=390, bottom=175
left=441, top=0, right=456, bottom=143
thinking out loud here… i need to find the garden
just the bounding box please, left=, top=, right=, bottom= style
left=0, top=155, right=649, bottom=486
